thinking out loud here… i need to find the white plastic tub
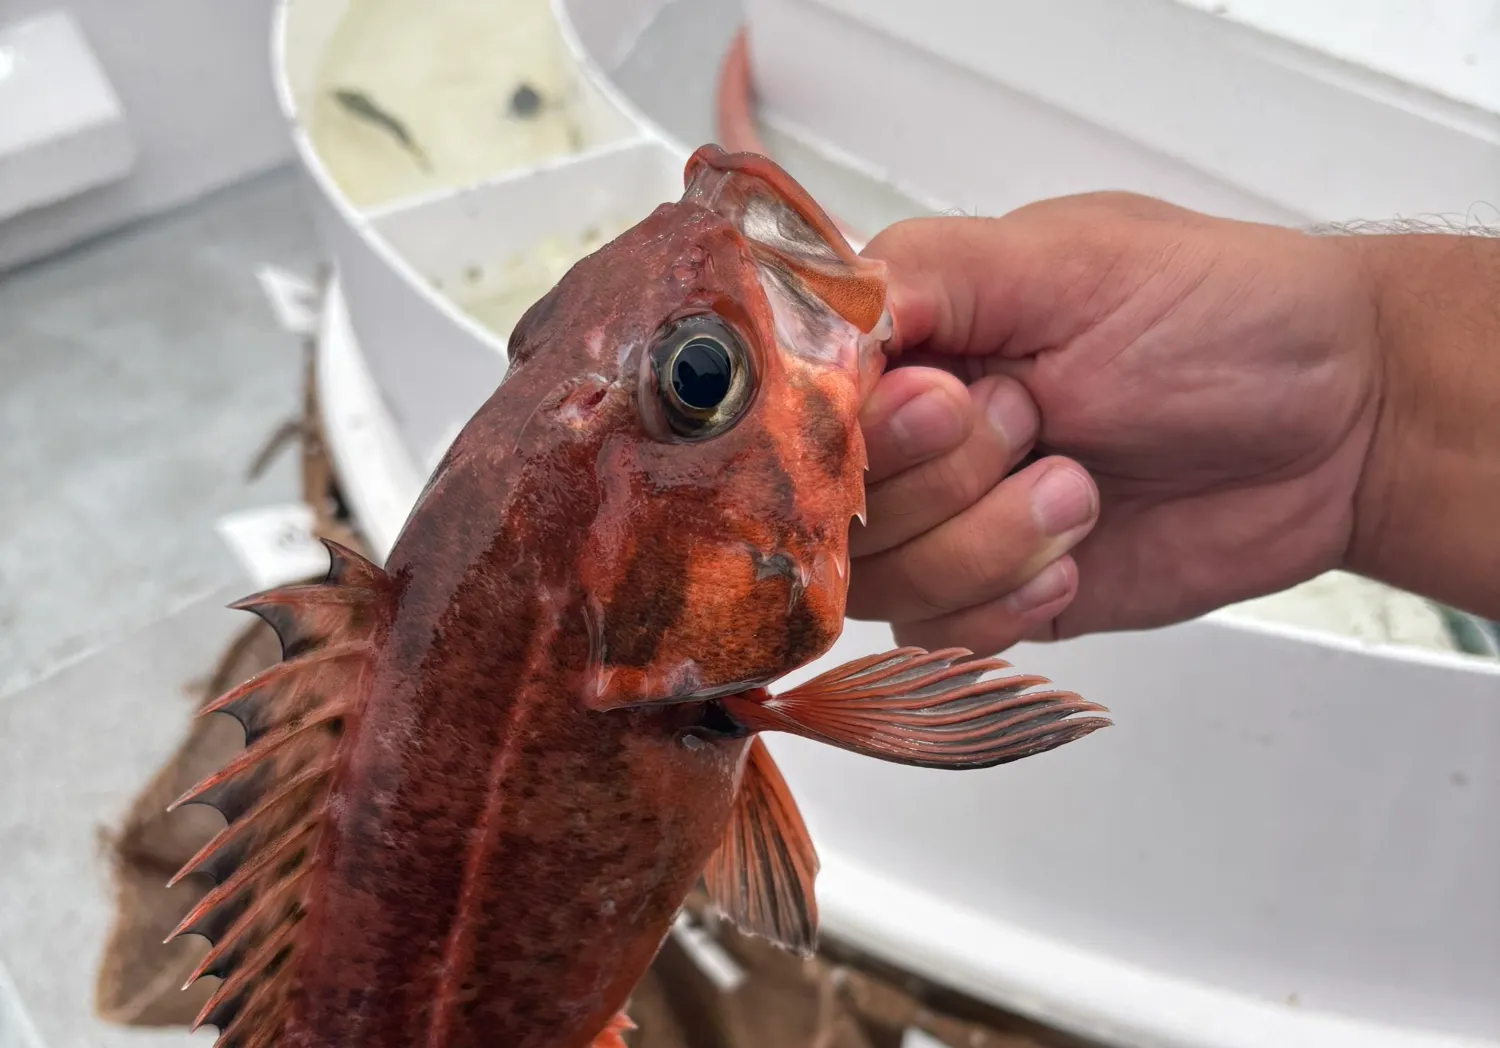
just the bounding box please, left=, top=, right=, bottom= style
left=273, top=2, right=1500, bottom=1045
left=272, top=0, right=655, bottom=470
left=739, top=0, right=1500, bottom=227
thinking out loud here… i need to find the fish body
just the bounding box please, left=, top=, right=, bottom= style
left=332, top=87, right=432, bottom=170
left=166, top=146, right=1109, bottom=1048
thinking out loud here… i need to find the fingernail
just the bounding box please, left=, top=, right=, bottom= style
left=985, top=381, right=1037, bottom=448
left=1031, top=466, right=1095, bottom=536
left=1003, top=559, right=1072, bottom=614
left=886, top=388, right=967, bottom=461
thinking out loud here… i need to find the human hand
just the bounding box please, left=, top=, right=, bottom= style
left=848, top=191, right=1383, bottom=654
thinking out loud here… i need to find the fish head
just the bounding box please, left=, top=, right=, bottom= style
left=491, top=145, right=893, bottom=710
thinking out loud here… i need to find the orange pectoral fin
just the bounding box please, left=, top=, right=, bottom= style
left=702, top=736, right=820, bottom=956
left=722, top=647, right=1111, bottom=770
left=590, top=1011, right=636, bottom=1048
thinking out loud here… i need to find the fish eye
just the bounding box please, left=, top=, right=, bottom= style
left=669, top=337, right=733, bottom=412
left=647, top=315, right=755, bottom=440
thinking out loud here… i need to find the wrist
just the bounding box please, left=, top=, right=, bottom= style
left=1338, top=232, right=1398, bottom=584
left=1342, top=230, right=1500, bottom=618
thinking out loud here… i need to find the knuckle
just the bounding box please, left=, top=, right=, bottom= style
left=927, top=449, right=993, bottom=510
left=882, top=493, right=1043, bottom=619
left=858, top=452, right=989, bottom=557
left=862, top=476, right=932, bottom=529
left=948, top=537, right=1005, bottom=600
left=894, top=534, right=990, bottom=620
left=949, top=504, right=1044, bottom=595
left=890, top=551, right=959, bottom=620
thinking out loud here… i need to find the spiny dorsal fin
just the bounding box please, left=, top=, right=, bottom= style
left=165, top=539, right=391, bottom=1046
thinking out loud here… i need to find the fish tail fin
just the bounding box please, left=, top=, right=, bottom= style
left=590, top=1011, right=636, bottom=1048
left=163, top=539, right=392, bottom=1046
left=724, top=646, right=1111, bottom=769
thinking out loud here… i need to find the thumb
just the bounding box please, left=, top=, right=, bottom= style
left=861, top=208, right=1139, bottom=360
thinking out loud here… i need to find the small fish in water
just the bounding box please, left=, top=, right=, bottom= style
left=164, top=145, right=1110, bottom=1047
left=331, top=87, right=432, bottom=171
left=509, top=81, right=544, bottom=119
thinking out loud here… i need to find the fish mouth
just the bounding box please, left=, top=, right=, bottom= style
left=677, top=698, right=750, bottom=743
left=697, top=699, right=748, bottom=737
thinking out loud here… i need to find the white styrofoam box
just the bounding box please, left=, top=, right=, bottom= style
left=0, top=9, right=135, bottom=224
left=743, top=0, right=1500, bottom=225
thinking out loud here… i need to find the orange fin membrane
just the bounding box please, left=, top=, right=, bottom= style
left=591, top=1011, right=636, bottom=1048
left=683, top=144, right=889, bottom=337
left=163, top=539, right=390, bottom=1047
left=702, top=736, right=821, bottom=955
left=724, top=647, right=1110, bottom=770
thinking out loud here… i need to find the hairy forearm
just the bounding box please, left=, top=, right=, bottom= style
left=1344, top=230, right=1500, bottom=619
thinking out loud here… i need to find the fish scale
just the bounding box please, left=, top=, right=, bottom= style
left=165, top=145, right=1110, bottom=1047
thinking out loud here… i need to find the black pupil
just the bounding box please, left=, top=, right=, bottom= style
left=670, top=337, right=733, bottom=411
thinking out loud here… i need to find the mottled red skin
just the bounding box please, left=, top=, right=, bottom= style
left=278, top=149, right=884, bottom=1047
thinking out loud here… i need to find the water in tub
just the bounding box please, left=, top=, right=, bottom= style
left=310, top=0, right=589, bottom=208
left=439, top=219, right=632, bottom=350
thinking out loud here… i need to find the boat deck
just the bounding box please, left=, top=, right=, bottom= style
left=0, top=166, right=317, bottom=1047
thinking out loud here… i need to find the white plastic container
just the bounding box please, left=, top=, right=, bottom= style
left=740, top=0, right=1500, bottom=226
left=272, top=0, right=655, bottom=470
left=274, top=2, right=1500, bottom=1045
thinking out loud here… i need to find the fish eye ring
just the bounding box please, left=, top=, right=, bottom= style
left=648, top=316, right=755, bottom=440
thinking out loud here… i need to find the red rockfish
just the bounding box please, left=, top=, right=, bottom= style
left=164, top=145, right=1109, bottom=1048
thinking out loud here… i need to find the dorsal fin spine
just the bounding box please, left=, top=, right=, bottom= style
left=167, top=816, right=319, bottom=941
left=182, top=863, right=312, bottom=986
left=199, top=642, right=367, bottom=718
left=164, top=540, right=393, bottom=1045
left=229, top=584, right=377, bottom=610
left=171, top=765, right=330, bottom=885
left=167, top=704, right=349, bottom=815
left=193, top=917, right=299, bottom=1030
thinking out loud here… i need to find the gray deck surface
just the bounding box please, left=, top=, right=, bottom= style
left=1, top=165, right=321, bottom=1047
